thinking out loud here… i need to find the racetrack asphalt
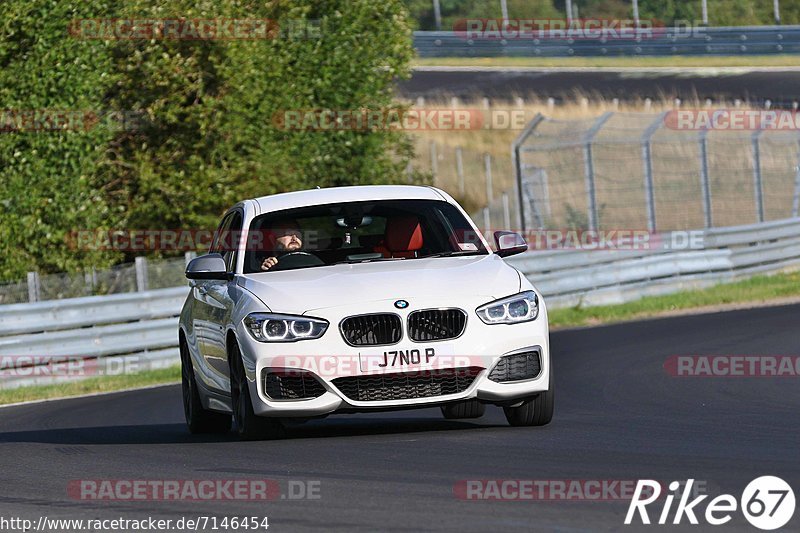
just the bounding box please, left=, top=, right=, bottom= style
left=0, top=303, right=798, bottom=531
left=401, top=67, right=800, bottom=104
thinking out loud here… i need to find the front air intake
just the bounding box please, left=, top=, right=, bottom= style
left=262, top=371, right=327, bottom=400
left=488, top=351, right=542, bottom=382
left=332, top=367, right=482, bottom=402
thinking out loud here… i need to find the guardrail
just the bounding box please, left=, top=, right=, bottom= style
left=506, top=217, right=800, bottom=308
left=1, top=217, right=799, bottom=390
left=0, top=287, right=188, bottom=389
left=413, top=25, right=800, bottom=57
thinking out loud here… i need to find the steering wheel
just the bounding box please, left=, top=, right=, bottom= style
left=269, top=251, right=324, bottom=271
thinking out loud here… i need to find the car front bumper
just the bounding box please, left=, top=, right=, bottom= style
left=235, top=295, right=550, bottom=417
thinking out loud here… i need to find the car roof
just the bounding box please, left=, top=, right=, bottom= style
left=251, top=185, right=448, bottom=215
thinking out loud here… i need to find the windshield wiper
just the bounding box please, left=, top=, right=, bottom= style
left=331, top=257, right=405, bottom=265
left=422, top=250, right=487, bottom=259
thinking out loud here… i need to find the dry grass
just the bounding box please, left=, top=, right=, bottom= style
left=406, top=96, right=800, bottom=229
left=0, top=366, right=180, bottom=406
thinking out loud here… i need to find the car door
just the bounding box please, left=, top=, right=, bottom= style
left=192, top=211, right=236, bottom=390
left=198, top=209, right=243, bottom=385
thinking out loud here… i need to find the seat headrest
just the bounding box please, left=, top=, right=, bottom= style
left=385, top=216, right=423, bottom=252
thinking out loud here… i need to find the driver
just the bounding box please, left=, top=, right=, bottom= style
left=261, top=220, right=304, bottom=271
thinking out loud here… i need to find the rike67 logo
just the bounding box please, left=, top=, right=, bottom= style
left=625, top=477, right=795, bottom=530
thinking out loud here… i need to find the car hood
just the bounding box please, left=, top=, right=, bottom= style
left=238, top=254, right=521, bottom=315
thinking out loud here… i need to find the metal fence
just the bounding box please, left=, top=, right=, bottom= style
left=413, top=25, right=800, bottom=57
left=510, top=111, right=800, bottom=233
left=0, top=255, right=193, bottom=305
left=413, top=1, right=790, bottom=31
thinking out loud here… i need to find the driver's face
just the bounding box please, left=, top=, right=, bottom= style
left=275, top=229, right=302, bottom=251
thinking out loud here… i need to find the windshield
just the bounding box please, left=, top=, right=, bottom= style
left=243, top=199, right=488, bottom=273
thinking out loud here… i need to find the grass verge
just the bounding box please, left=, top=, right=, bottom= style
left=413, top=56, right=800, bottom=68
left=0, top=365, right=180, bottom=406
left=548, top=271, right=800, bottom=329
left=2, top=273, right=799, bottom=405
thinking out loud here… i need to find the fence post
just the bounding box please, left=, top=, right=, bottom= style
left=455, top=146, right=465, bottom=196
left=429, top=141, right=438, bottom=186
left=751, top=129, right=765, bottom=223
left=582, top=112, right=613, bottom=231
left=482, top=207, right=491, bottom=233
left=583, top=143, right=598, bottom=231
left=642, top=141, right=655, bottom=232
left=538, top=168, right=552, bottom=221
left=641, top=112, right=666, bottom=233
left=793, top=140, right=800, bottom=217
left=27, top=272, right=41, bottom=303
left=502, top=192, right=511, bottom=230
left=698, top=129, right=713, bottom=228
left=484, top=153, right=494, bottom=204
left=135, top=256, right=149, bottom=292
left=84, top=271, right=93, bottom=296
left=512, top=114, right=546, bottom=232
left=520, top=166, right=550, bottom=229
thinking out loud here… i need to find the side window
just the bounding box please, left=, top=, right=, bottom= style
left=210, top=213, right=233, bottom=255
left=224, top=212, right=243, bottom=272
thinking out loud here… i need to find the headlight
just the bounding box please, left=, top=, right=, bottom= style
left=476, top=291, right=539, bottom=324
left=243, top=313, right=328, bottom=342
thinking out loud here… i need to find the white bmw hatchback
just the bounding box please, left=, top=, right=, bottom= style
left=179, top=185, right=552, bottom=439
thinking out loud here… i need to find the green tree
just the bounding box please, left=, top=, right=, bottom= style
left=0, top=0, right=123, bottom=280
left=0, top=0, right=420, bottom=281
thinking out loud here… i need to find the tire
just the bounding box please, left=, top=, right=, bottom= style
left=503, top=370, right=554, bottom=427
left=229, top=341, right=284, bottom=441
left=181, top=338, right=231, bottom=434
left=441, top=399, right=486, bottom=419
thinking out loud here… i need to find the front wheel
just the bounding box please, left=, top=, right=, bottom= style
left=503, top=370, right=554, bottom=427
left=229, top=341, right=284, bottom=440
left=181, top=339, right=231, bottom=434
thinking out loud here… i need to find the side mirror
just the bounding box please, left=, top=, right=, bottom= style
left=186, top=253, right=228, bottom=280
left=494, top=231, right=528, bottom=258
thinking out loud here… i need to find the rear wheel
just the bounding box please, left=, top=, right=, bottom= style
left=441, top=399, right=485, bottom=419
left=229, top=341, right=284, bottom=440
left=503, top=369, right=554, bottom=427
left=181, top=338, right=231, bottom=434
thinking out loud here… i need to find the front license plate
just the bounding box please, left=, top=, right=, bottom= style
left=359, top=344, right=454, bottom=373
